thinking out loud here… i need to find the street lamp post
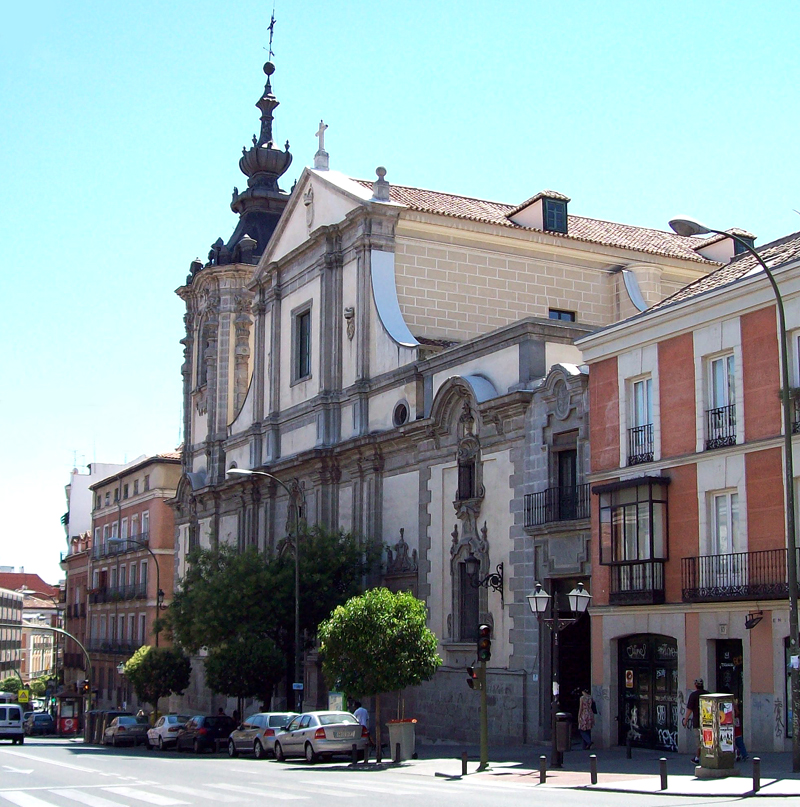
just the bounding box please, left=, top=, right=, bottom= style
left=20, top=589, right=63, bottom=690
left=669, top=216, right=800, bottom=771
left=527, top=581, right=591, bottom=767
left=107, top=537, right=166, bottom=646
left=227, top=467, right=305, bottom=709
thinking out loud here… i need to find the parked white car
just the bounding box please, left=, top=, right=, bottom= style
left=147, top=714, right=192, bottom=750
left=273, top=711, right=368, bottom=763
left=227, top=712, right=296, bottom=759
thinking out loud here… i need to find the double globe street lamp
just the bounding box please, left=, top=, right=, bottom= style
left=527, top=581, right=591, bottom=767
left=669, top=216, right=800, bottom=771
left=226, top=467, right=305, bottom=709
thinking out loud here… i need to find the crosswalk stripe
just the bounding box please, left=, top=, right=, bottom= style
left=295, top=778, right=422, bottom=795
left=51, top=790, right=129, bottom=807
left=0, top=793, right=58, bottom=807
left=206, top=784, right=305, bottom=800
left=157, top=786, right=243, bottom=803
left=101, top=788, right=188, bottom=806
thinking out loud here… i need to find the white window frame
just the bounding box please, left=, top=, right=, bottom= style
left=141, top=511, right=150, bottom=539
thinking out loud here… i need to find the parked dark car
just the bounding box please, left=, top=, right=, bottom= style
left=23, top=712, right=55, bottom=736
left=176, top=714, right=237, bottom=754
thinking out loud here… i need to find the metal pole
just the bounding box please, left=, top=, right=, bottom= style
left=107, top=538, right=162, bottom=646
left=711, top=232, right=800, bottom=772
left=477, top=660, right=489, bottom=771
left=659, top=757, right=668, bottom=790
left=753, top=756, right=761, bottom=792
left=551, top=594, right=562, bottom=768
left=539, top=755, right=547, bottom=783
left=461, top=750, right=468, bottom=776
left=590, top=754, right=598, bottom=784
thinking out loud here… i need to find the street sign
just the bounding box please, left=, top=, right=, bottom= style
left=17, top=689, right=30, bottom=704
left=292, top=682, right=304, bottom=690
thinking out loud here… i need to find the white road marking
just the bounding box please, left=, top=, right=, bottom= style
left=1, top=768, right=32, bottom=775
left=295, top=778, right=422, bottom=795
left=0, top=752, right=98, bottom=773
left=207, top=783, right=306, bottom=800
left=102, top=788, right=188, bottom=806
left=0, top=793, right=59, bottom=807
left=157, top=785, right=243, bottom=803
left=51, top=789, right=130, bottom=807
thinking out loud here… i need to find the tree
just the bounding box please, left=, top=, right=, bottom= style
left=204, top=636, right=284, bottom=713
left=167, top=527, right=379, bottom=704
left=123, top=646, right=191, bottom=716
left=0, top=675, right=21, bottom=694
left=318, top=588, right=442, bottom=756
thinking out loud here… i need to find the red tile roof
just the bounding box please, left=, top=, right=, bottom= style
left=0, top=573, right=59, bottom=597
left=650, top=230, right=800, bottom=311
left=353, top=179, right=720, bottom=265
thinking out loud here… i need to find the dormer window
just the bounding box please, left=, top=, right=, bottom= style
left=544, top=198, right=568, bottom=234
left=733, top=236, right=755, bottom=256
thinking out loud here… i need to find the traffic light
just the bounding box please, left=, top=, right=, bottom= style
left=80, top=679, right=90, bottom=694
left=466, top=665, right=481, bottom=690
left=477, top=624, right=491, bottom=662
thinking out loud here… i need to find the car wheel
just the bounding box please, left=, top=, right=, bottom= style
left=254, top=740, right=266, bottom=760
left=157, top=735, right=164, bottom=751
left=304, top=742, right=317, bottom=764
left=193, top=739, right=201, bottom=754
left=274, top=741, right=285, bottom=762
left=228, top=739, right=238, bottom=758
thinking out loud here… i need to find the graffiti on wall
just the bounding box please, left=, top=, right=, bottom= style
left=775, top=697, right=785, bottom=738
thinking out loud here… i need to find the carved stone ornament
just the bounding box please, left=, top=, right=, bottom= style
left=554, top=378, right=570, bottom=419
left=344, top=306, right=355, bottom=340
left=195, top=387, right=207, bottom=416
left=304, top=185, right=314, bottom=231
left=386, top=528, right=418, bottom=575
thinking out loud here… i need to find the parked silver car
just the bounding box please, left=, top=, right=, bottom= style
left=147, top=714, right=192, bottom=750
left=227, top=711, right=296, bottom=759
left=103, top=715, right=149, bottom=746
left=273, top=711, right=368, bottom=763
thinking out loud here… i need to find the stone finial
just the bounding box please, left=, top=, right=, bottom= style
left=372, top=166, right=390, bottom=202
left=314, top=120, right=329, bottom=170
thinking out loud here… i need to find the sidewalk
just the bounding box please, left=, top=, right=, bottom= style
left=393, top=742, right=800, bottom=797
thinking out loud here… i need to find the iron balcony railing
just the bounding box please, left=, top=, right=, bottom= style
left=682, top=548, right=794, bottom=602
left=87, top=583, right=147, bottom=604
left=90, top=532, right=150, bottom=559
left=627, top=424, right=654, bottom=465
left=705, top=404, right=736, bottom=449
left=86, top=640, right=141, bottom=655
left=608, top=560, right=665, bottom=605
left=524, top=484, right=590, bottom=527
left=793, top=392, right=800, bottom=434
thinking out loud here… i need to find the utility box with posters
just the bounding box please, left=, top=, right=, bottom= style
left=697, top=693, right=736, bottom=776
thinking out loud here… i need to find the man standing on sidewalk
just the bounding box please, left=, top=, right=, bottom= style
left=683, top=678, right=708, bottom=763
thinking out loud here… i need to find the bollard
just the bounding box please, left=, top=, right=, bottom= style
left=461, top=751, right=468, bottom=777
left=659, top=757, right=668, bottom=791
left=539, top=755, right=547, bottom=784
left=626, top=733, right=632, bottom=759
left=590, top=754, right=597, bottom=785
left=753, top=757, right=761, bottom=793
left=352, top=743, right=358, bottom=765
left=394, top=742, right=401, bottom=763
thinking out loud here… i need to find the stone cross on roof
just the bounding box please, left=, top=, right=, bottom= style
left=314, top=120, right=330, bottom=170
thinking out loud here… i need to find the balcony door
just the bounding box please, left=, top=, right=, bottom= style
left=557, top=449, right=578, bottom=520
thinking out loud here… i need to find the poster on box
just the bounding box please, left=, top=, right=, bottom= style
left=719, top=701, right=734, bottom=725
left=703, top=728, right=714, bottom=748
left=700, top=699, right=714, bottom=727
left=719, top=724, right=734, bottom=752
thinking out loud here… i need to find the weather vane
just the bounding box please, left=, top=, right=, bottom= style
left=267, top=6, right=276, bottom=61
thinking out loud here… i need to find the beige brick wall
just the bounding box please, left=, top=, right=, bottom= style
left=395, top=237, right=614, bottom=341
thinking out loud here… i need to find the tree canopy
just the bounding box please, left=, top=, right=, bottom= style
left=0, top=675, right=21, bottom=694
left=204, top=636, right=284, bottom=706
left=318, top=587, right=442, bottom=697
left=123, top=646, right=191, bottom=712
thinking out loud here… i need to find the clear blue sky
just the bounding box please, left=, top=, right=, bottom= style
left=2, top=0, right=798, bottom=584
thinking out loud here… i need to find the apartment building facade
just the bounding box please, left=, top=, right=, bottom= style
left=84, top=452, right=181, bottom=709
left=578, top=230, right=800, bottom=754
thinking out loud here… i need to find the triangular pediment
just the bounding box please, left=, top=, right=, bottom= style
left=260, top=168, right=379, bottom=265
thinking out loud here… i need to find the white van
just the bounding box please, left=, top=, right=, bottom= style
left=0, top=702, right=25, bottom=744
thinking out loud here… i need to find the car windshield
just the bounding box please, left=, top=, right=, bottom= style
left=135, top=716, right=149, bottom=725
left=269, top=713, right=295, bottom=727
left=318, top=713, right=358, bottom=726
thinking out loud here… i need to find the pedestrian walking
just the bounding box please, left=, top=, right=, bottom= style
left=577, top=688, right=597, bottom=749
left=682, top=678, right=708, bottom=763
left=733, top=699, right=748, bottom=761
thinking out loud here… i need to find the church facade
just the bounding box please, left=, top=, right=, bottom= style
left=170, top=57, right=725, bottom=742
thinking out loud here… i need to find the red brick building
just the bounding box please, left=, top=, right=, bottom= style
left=578, top=230, right=800, bottom=754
